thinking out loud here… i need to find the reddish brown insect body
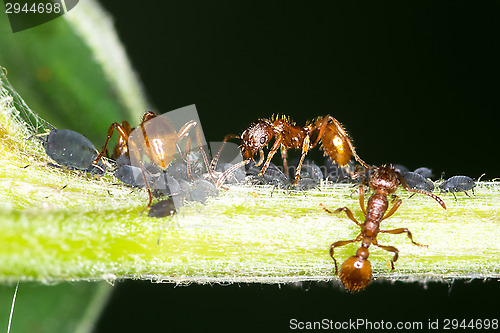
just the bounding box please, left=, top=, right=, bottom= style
left=94, top=111, right=213, bottom=206
left=213, top=115, right=367, bottom=188
left=322, top=165, right=446, bottom=291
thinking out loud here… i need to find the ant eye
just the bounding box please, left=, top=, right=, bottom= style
left=259, top=136, right=266, bottom=144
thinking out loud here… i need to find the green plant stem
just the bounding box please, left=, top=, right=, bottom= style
left=1, top=73, right=500, bottom=285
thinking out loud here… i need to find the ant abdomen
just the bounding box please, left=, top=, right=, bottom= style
left=339, top=256, right=372, bottom=292
left=321, top=122, right=353, bottom=166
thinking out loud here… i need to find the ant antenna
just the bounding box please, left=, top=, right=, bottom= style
left=216, top=159, right=250, bottom=188
left=397, top=172, right=446, bottom=209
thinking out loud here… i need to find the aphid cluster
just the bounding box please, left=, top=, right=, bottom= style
left=33, top=111, right=220, bottom=217
left=395, top=165, right=477, bottom=200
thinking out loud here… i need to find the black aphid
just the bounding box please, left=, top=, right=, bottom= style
left=413, top=167, right=434, bottom=179
left=148, top=197, right=177, bottom=218
left=439, top=175, right=476, bottom=199
left=401, top=171, right=434, bottom=193
left=32, top=126, right=106, bottom=175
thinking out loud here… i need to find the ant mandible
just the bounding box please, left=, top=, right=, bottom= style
left=94, top=111, right=214, bottom=207
left=321, top=165, right=446, bottom=291
left=213, top=115, right=368, bottom=187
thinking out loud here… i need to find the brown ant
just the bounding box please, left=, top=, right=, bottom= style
left=94, top=111, right=214, bottom=207
left=213, top=115, right=368, bottom=187
left=321, top=165, right=446, bottom=291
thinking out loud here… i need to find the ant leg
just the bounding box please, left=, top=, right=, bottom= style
left=193, top=124, right=218, bottom=184
left=254, top=149, right=265, bottom=167
left=176, top=120, right=197, bottom=140
left=216, top=159, right=250, bottom=188
left=177, top=121, right=218, bottom=184
left=329, top=236, right=361, bottom=274
left=378, top=227, right=428, bottom=248
left=293, top=135, right=311, bottom=185
left=258, top=137, right=282, bottom=177
left=381, top=196, right=402, bottom=220
left=94, top=122, right=129, bottom=164
left=210, top=133, right=240, bottom=171
left=128, top=147, right=154, bottom=208
left=141, top=167, right=154, bottom=208
left=320, top=204, right=362, bottom=227
left=184, top=136, right=195, bottom=181
left=281, top=147, right=288, bottom=178
left=372, top=240, right=399, bottom=270
left=358, top=185, right=367, bottom=216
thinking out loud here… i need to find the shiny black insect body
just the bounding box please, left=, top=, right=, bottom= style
left=114, top=165, right=154, bottom=187
left=413, top=167, right=434, bottom=179
left=34, top=127, right=106, bottom=175
left=148, top=197, right=177, bottom=217
left=401, top=171, right=434, bottom=193
left=439, top=175, right=476, bottom=199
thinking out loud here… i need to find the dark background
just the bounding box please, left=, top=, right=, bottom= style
left=94, top=1, right=499, bottom=331
left=99, top=0, right=498, bottom=179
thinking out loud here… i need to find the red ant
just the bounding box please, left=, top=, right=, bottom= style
left=94, top=111, right=214, bottom=206
left=213, top=115, right=367, bottom=188
left=321, top=165, right=446, bottom=291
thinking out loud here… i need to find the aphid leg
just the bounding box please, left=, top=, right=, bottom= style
left=330, top=237, right=361, bottom=274
left=210, top=133, right=240, bottom=171
left=258, top=136, right=282, bottom=177
left=379, top=227, right=428, bottom=248
left=381, top=196, right=402, bottom=220
left=371, top=238, right=399, bottom=269
left=463, top=190, right=470, bottom=197
left=95, top=122, right=130, bottom=164
left=25, top=129, right=51, bottom=141
left=293, top=135, right=311, bottom=185
left=452, top=192, right=458, bottom=201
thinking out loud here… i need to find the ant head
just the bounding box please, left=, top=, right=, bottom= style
left=369, top=165, right=399, bottom=194
left=240, top=120, right=273, bottom=160
left=339, top=248, right=372, bottom=291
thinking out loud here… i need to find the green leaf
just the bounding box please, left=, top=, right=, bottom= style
left=0, top=0, right=147, bottom=144
left=0, top=282, right=112, bottom=333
